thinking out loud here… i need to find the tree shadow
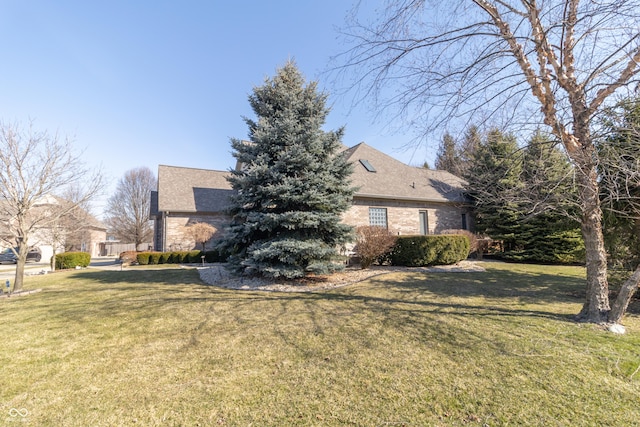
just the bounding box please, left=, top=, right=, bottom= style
left=35, top=266, right=586, bottom=352
left=359, top=268, right=585, bottom=303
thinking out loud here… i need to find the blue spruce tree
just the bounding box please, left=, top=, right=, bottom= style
left=223, top=62, right=355, bottom=278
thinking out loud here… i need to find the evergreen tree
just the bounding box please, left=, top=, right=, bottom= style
left=222, top=62, right=355, bottom=278
left=598, top=98, right=640, bottom=270
left=434, top=132, right=460, bottom=175
left=459, top=125, right=482, bottom=177
left=466, top=129, right=584, bottom=263
left=464, top=129, right=523, bottom=251
left=508, top=132, right=583, bottom=263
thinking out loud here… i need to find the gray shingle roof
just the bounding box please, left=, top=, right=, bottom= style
left=343, top=142, right=468, bottom=203
left=157, top=165, right=235, bottom=213
left=155, top=143, right=468, bottom=213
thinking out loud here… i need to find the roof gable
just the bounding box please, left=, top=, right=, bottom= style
left=157, top=165, right=235, bottom=213
left=341, top=142, right=468, bottom=203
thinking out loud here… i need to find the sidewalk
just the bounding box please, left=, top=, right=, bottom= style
left=0, top=257, right=121, bottom=280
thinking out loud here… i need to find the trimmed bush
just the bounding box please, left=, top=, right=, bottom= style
left=389, top=235, right=470, bottom=267
left=136, top=252, right=151, bottom=265
left=168, top=251, right=186, bottom=263
left=149, top=252, right=162, bottom=264
left=129, top=250, right=227, bottom=266
left=441, top=229, right=479, bottom=254
left=187, top=250, right=204, bottom=263
left=55, top=252, right=91, bottom=270
left=204, top=249, right=228, bottom=263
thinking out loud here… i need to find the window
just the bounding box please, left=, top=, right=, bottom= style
left=369, top=207, right=388, bottom=228
left=419, top=211, right=428, bottom=235
left=359, top=159, right=376, bottom=172
left=461, top=213, right=468, bottom=230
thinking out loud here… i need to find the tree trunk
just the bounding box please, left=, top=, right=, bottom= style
left=50, top=248, right=57, bottom=272
left=609, top=265, right=640, bottom=324
left=575, top=162, right=610, bottom=323
left=12, top=241, right=28, bottom=293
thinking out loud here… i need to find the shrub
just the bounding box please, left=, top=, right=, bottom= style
left=354, top=226, right=398, bottom=269
left=169, top=251, right=190, bottom=264
left=136, top=252, right=151, bottom=265
left=187, top=250, right=204, bottom=263
left=119, top=251, right=138, bottom=265
left=149, top=252, right=162, bottom=264
left=133, top=250, right=225, bottom=265
left=389, top=235, right=470, bottom=267
left=55, top=252, right=91, bottom=269
left=441, top=229, right=479, bottom=254
left=204, top=249, right=227, bottom=263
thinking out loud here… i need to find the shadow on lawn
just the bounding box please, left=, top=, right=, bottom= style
left=370, top=268, right=586, bottom=302
left=26, top=266, right=592, bottom=356
left=48, top=266, right=582, bottom=329
left=69, top=268, right=204, bottom=286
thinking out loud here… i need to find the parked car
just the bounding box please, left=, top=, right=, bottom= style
left=0, top=247, right=42, bottom=264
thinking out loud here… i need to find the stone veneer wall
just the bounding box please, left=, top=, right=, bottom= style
left=156, top=199, right=471, bottom=251
left=342, top=198, right=470, bottom=235
left=161, top=213, right=230, bottom=252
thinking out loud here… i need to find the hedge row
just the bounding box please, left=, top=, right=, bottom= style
left=136, top=249, right=227, bottom=265
left=387, top=235, right=470, bottom=267
left=55, top=252, right=91, bottom=269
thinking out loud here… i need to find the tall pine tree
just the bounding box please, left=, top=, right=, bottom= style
left=511, top=132, right=583, bottom=263
left=599, top=98, right=640, bottom=270
left=459, top=125, right=482, bottom=177
left=222, top=62, right=355, bottom=278
left=465, top=129, right=523, bottom=251
left=465, top=129, right=584, bottom=263
left=434, top=132, right=460, bottom=175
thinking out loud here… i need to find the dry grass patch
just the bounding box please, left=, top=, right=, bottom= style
left=1, top=263, right=639, bottom=425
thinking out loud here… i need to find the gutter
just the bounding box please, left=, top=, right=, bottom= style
left=354, top=193, right=471, bottom=205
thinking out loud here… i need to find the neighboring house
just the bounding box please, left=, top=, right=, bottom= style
left=66, top=213, right=108, bottom=258
left=0, top=194, right=107, bottom=261
left=150, top=142, right=471, bottom=252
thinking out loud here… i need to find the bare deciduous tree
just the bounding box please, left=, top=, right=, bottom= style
left=0, top=121, right=103, bottom=292
left=183, top=222, right=217, bottom=251
left=104, top=167, right=156, bottom=250
left=337, top=0, right=640, bottom=325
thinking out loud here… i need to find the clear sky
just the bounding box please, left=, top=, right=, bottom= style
left=0, top=1, right=436, bottom=216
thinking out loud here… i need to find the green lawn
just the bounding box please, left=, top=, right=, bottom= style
left=2, top=262, right=640, bottom=426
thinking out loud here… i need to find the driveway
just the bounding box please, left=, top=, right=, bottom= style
left=0, top=261, right=50, bottom=282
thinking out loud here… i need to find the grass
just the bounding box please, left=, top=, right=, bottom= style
left=1, top=262, right=640, bottom=426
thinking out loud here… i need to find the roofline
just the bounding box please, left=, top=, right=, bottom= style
left=155, top=210, right=229, bottom=215
left=158, top=164, right=230, bottom=174
left=354, top=193, right=471, bottom=205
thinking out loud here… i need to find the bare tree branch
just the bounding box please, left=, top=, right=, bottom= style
left=103, top=167, right=156, bottom=249
left=334, top=0, right=640, bottom=325
left=0, top=121, right=104, bottom=292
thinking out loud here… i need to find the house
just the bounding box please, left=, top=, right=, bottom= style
left=0, top=194, right=107, bottom=261
left=150, top=166, right=234, bottom=252
left=341, top=142, right=471, bottom=234
left=66, top=213, right=108, bottom=257
left=150, top=142, right=471, bottom=252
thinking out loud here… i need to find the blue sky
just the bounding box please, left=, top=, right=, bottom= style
left=0, top=1, right=435, bottom=215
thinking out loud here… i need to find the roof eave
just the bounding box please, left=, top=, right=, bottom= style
left=354, top=192, right=471, bottom=205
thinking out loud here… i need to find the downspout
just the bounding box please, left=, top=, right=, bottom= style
left=162, top=211, right=168, bottom=252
